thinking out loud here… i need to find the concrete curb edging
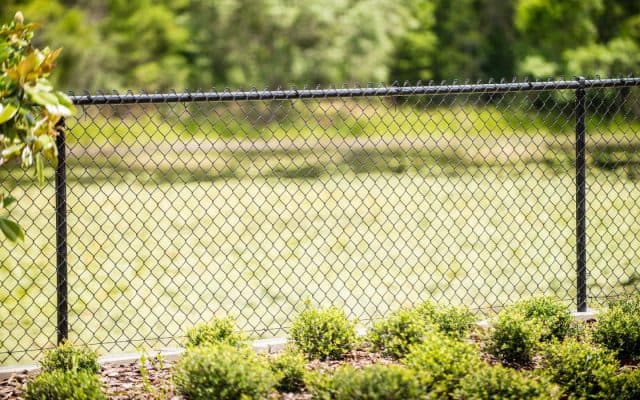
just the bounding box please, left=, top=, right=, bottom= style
left=0, top=310, right=599, bottom=380
left=0, top=337, right=288, bottom=380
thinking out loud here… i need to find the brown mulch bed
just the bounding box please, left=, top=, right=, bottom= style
left=0, top=348, right=395, bottom=400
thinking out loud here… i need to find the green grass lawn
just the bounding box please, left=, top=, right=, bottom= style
left=1, top=99, right=639, bottom=365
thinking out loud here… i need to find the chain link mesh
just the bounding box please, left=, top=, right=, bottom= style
left=1, top=80, right=639, bottom=366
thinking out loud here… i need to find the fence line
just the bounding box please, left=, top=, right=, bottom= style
left=1, top=77, right=639, bottom=365
left=68, top=77, right=640, bottom=105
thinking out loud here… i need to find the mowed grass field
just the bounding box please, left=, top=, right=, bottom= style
left=1, top=97, right=640, bottom=365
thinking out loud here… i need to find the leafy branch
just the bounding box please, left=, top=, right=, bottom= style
left=0, top=11, right=75, bottom=242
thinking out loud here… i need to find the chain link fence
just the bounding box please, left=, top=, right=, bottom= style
left=1, top=78, right=639, bottom=366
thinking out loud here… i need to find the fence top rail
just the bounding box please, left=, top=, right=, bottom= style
left=68, top=77, right=640, bottom=105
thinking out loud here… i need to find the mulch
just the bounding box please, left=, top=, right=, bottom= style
left=0, top=348, right=394, bottom=400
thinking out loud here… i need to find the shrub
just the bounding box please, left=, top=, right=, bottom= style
left=612, top=368, right=640, bottom=400
left=368, top=308, right=431, bottom=359
left=455, top=365, right=561, bottom=400
left=40, top=341, right=100, bottom=374
left=23, top=370, right=105, bottom=400
left=402, top=331, right=483, bottom=399
left=486, top=309, right=543, bottom=365
left=174, top=343, right=276, bottom=400
left=309, top=364, right=424, bottom=400
left=269, top=347, right=307, bottom=393
left=414, top=300, right=475, bottom=339
left=290, top=304, right=357, bottom=360
left=433, top=305, right=476, bottom=339
left=184, top=316, right=245, bottom=348
left=540, top=339, right=618, bottom=400
left=414, top=300, right=438, bottom=321
left=304, top=370, right=334, bottom=400
left=512, top=297, right=572, bottom=342
left=592, top=296, right=640, bottom=362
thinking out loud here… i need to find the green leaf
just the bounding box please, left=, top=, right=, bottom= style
left=55, top=92, right=76, bottom=115
left=0, top=43, right=9, bottom=63
left=34, top=78, right=53, bottom=92
left=0, top=217, right=24, bottom=242
left=0, top=103, right=17, bottom=124
left=29, top=90, right=59, bottom=107
left=9, top=51, right=41, bottom=78
left=45, top=103, right=74, bottom=116
left=2, top=196, right=16, bottom=208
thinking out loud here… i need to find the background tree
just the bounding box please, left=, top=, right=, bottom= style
left=0, top=0, right=639, bottom=90
left=515, top=0, right=603, bottom=78
left=430, top=0, right=484, bottom=81
left=389, top=0, right=437, bottom=83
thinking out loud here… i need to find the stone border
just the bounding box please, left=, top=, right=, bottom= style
left=0, top=310, right=598, bottom=380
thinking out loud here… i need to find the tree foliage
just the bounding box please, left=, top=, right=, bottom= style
left=1, top=0, right=639, bottom=90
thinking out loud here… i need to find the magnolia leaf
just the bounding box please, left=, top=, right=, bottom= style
left=45, top=103, right=74, bottom=116
left=0, top=217, right=24, bottom=242
left=28, top=78, right=53, bottom=92
left=55, top=92, right=76, bottom=114
left=39, top=48, right=62, bottom=74
left=28, top=89, right=59, bottom=107
left=15, top=51, right=44, bottom=78
left=0, top=103, right=17, bottom=123
left=2, top=196, right=16, bottom=209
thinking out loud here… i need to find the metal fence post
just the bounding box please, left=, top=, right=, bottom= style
left=575, top=77, right=587, bottom=312
left=55, top=118, right=69, bottom=343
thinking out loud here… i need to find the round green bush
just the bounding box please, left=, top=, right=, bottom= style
left=612, top=368, right=640, bottom=400
left=368, top=308, right=431, bottom=359
left=540, top=339, right=618, bottom=400
left=486, top=309, right=543, bottom=365
left=414, top=301, right=476, bottom=339
left=184, top=316, right=245, bottom=348
left=24, top=370, right=105, bottom=400
left=269, top=347, right=307, bottom=393
left=402, top=331, right=483, bottom=399
left=432, top=305, right=476, bottom=339
left=174, top=343, right=276, bottom=400
left=311, top=364, right=424, bottom=400
left=511, top=297, right=572, bottom=342
left=414, top=300, right=438, bottom=320
left=592, top=296, right=640, bottom=362
left=290, top=304, right=357, bottom=360
left=40, top=341, right=100, bottom=374
left=455, top=365, right=561, bottom=400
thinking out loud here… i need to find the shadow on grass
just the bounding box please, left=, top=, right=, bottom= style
left=3, top=141, right=640, bottom=188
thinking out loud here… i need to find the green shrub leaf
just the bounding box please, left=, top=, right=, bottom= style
left=0, top=217, right=24, bottom=242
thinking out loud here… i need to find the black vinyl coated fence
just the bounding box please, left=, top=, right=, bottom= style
left=2, top=77, right=640, bottom=365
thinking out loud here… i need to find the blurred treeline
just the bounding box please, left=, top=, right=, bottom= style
left=1, top=0, right=639, bottom=91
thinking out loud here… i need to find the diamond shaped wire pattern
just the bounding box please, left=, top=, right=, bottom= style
left=1, top=80, right=639, bottom=365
